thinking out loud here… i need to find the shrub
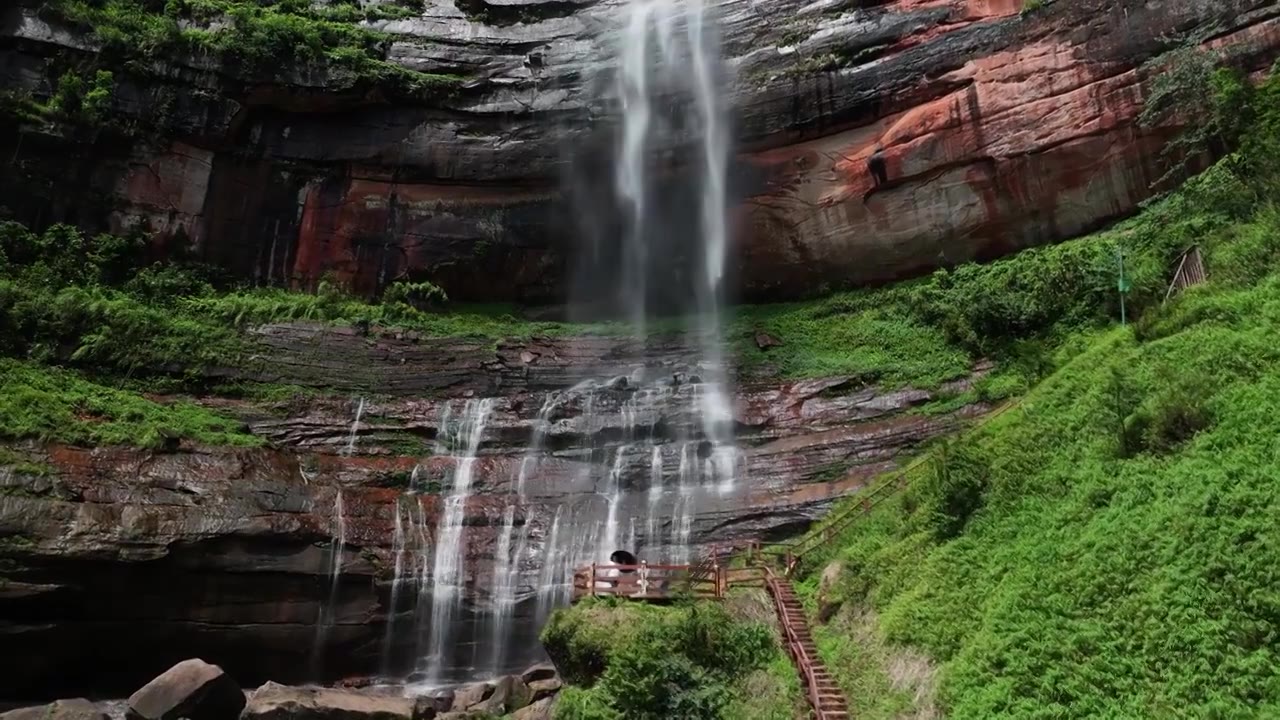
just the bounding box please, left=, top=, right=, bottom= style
left=46, top=0, right=462, bottom=98
left=553, top=687, right=620, bottom=720
left=1123, top=366, right=1216, bottom=456
left=924, top=440, right=990, bottom=540
left=43, top=70, right=115, bottom=123
left=383, top=280, right=448, bottom=310
left=544, top=600, right=780, bottom=720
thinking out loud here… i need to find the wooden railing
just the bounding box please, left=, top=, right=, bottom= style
left=1165, top=245, right=1207, bottom=304
left=765, top=567, right=849, bottom=719
left=760, top=399, right=1022, bottom=575
left=571, top=562, right=725, bottom=600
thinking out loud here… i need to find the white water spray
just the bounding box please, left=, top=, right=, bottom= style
left=342, top=398, right=365, bottom=457
left=423, top=398, right=493, bottom=685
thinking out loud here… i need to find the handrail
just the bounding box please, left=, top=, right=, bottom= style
left=763, top=399, right=1023, bottom=575
left=763, top=566, right=847, bottom=719
left=766, top=571, right=820, bottom=713
left=571, top=561, right=725, bottom=600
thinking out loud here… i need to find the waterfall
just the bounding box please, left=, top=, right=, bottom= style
left=383, top=0, right=738, bottom=685
left=423, top=398, right=493, bottom=685
left=599, top=446, right=628, bottom=562
left=607, top=0, right=737, bottom=534
left=534, top=504, right=564, bottom=625
left=517, top=392, right=559, bottom=496
left=342, top=398, right=365, bottom=457
left=380, top=502, right=407, bottom=676
left=311, top=489, right=346, bottom=676
left=487, top=504, right=521, bottom=673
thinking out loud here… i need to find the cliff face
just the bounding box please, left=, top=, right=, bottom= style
left=0, top=328, right=989, bottom=699
left=2, top=0, right=1277, bottom=303
left=3, top=0, right=1280, bottom=703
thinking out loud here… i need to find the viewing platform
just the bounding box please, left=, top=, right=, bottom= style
left=570, top=556, right=769, bottom=602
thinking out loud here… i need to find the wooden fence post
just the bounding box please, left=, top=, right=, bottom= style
left=589, top=562, right=596, bottom=598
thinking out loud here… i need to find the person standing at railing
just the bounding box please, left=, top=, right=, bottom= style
left=635, top=561, right=649, bottom=598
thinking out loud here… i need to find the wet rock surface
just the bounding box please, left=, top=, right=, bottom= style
left=126, top=659, right=244, bottom=720
left=1, top=1, right=1276, bottom=302
left=241, top=683, right=414, bottom=720
left=0, top=700, right=109, bottom=720
left=0, top=326, right=989, bottom=699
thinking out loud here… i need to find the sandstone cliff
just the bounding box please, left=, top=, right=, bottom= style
left=0, top=328, right=989, bottom=698
left=1, top=0, right=1277, bottom=302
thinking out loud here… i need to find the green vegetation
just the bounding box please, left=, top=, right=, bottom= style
left=1140, top=47, right=1257, bottom=186
left=733, top=59, right=1274, bottom=389
left=1020, top=0, right=1046, bottom=17
left=38, top=70, right=117, bottom=123
left=808, top=604, right=939, bottom=718
left=0, top=360, right=259, bottom=448
left=0, top=218, right=571, bottom=376
left=543, top=598, right=796, bottom=720
left=0, top=447, right=54, bottom=477
left=785, top=62, right=1280, bottom=718
left=42, top=0, right=459, bottom=97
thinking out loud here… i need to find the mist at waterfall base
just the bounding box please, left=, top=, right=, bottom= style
left=313, top=0, right=740, bottom=692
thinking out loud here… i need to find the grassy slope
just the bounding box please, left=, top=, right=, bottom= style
left=0, top=359, right=261, bottom=449
left=787, top=177, right=1280, bottom=717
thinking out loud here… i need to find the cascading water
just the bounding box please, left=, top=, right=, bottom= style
left=343, top=398, right=365, bottom=457
left=486, top=504, right=524, bottom=674
left=380, top=502, right=407, bottom=676
left=312, top=489, right=346, bottom=675
left=422, top=398, right=493, bottom=686
left=378, top=0, right=738, bottom=688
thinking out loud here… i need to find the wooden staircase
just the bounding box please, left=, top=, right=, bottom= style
left=766, top=572, right=850, bottom=720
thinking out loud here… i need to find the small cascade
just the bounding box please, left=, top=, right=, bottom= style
left=423, top=398, right=493, bottom=685
left=342, top=398, right=365, bottom=457
left=646, top=446, right=663, bottom=552
left=311, top=489, right=346, bottom=676
left=378, top=495, right=436, bottom=679
left=487, top=505, right=522, bottom=673
left=598, top=445, right=628, bottom=562
left=412, top=498, right=433, bottom=660
left=380, top=501, right=407, bottom=676
left=517, top=393, right=560, bottom=496
left=534, top=504, right=564, bottom=625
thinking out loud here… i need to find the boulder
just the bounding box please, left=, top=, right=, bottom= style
left=511, top=698, right=555, bottom=720
left=470, top=676, right=531, bottom=716
left=528, top=679, right=561, bottom=703
left=410, top=694, right=452, bottom=720
left=241, top=683, right=413, bottom=720
left=446, top=684, right=491, bottom=713
left=126, top=659, right=244, bottom=720
left=519, top=663, right=557, bottom=685
left=0, top=699, right=108, bottom=720
left=754, top=332, right=783, bottom=351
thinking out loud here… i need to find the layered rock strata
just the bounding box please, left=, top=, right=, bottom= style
left=0, top=327, right=989, bottom=699
left=1, top=0, right=1277, bottom=301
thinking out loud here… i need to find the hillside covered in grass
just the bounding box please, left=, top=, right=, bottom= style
left=784, top=61, right=1280, bottom=719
